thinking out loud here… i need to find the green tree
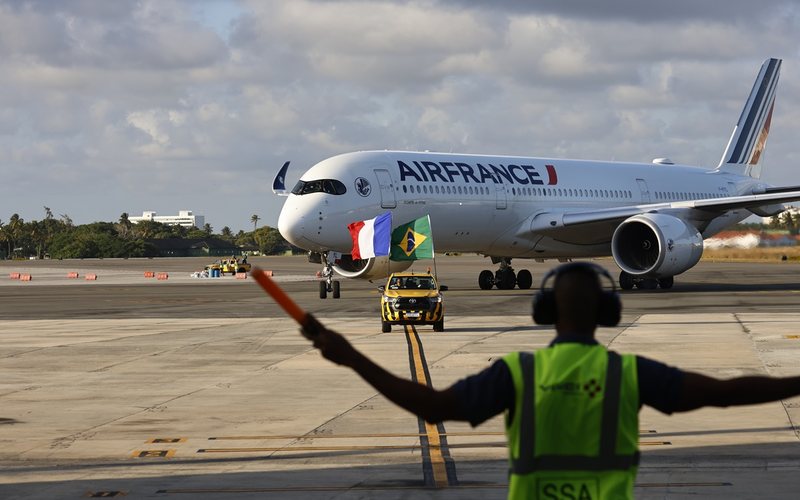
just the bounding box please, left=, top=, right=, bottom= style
left=251, top=214, right=261, bottom=231
left=220, top=226, right=234, bottom=241
left=116, top=212, right=133, bottom=240
left=60, top=213, right=73, bottom=228
left=783, top=211, right=798, bottom=235
left=7, top=214, right=23, bottom=257
left=253, top=226, right=288, bottom=255
left=0, top=219, right=6, bottom=259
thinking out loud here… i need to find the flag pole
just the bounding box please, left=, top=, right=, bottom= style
left=428, top=214, right=438, bottom=282
left=386, top=212, right=392, bottom=279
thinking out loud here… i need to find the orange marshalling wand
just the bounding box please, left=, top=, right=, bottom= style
left=251, top=267, right=321, bottom=336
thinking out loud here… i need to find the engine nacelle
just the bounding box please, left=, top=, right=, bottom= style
left=611, top=213, right=703, bottom=278
left=332, top=255, right=413, bottom=280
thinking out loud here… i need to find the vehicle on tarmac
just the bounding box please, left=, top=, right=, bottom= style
left=379, top=272, right=447, bottom=333
left=206, top=256, right=251, bottom=276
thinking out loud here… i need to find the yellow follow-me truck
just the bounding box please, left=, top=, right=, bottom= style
left=206, top=256, right=252, bottom=276
left=379, top=272, right=447, bottom=333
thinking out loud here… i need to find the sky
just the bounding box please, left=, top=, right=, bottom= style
left=1, top=0, right=799, bottom=232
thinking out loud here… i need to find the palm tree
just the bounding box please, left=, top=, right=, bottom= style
left=8, top=214, right=22, bottom=257
left=117, top=212, right=132, bottom=239
left=251, top=214, right=261, bottom=231
left=0, top=219, right=6, bottom=259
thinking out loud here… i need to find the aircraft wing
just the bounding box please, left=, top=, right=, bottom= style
left=531, top=188, right=800, bottom=234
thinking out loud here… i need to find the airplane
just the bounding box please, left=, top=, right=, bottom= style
left=274, top=58, right=800, bottom=297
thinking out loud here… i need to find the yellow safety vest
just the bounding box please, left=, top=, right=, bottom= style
left=502, top=344, right=639, bottom=499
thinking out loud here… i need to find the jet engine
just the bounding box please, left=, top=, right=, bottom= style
left=332, top=255, right=413, bottom=280
left=611, top=213, right=703, bottom=278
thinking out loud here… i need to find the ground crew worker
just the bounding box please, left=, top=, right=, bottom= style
left=305, top=262, right=800, bottom=499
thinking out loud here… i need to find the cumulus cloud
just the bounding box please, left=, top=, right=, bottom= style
left=1, top=0, right=799, bottom=230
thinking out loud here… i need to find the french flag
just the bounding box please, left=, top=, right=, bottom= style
left=347, top=212, right=392, bottom=260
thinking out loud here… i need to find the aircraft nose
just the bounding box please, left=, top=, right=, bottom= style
left=278, top=204, right=308, bottom=249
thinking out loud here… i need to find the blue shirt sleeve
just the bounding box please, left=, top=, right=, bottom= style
left=636, top=355, right=685, bottom=414
left=452, top=359, right=515, bottom=427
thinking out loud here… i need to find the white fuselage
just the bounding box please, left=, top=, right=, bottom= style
left=277, top=150, right=756, bottom=258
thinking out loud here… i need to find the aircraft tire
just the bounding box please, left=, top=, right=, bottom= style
left=478, top=270, right=494, bottom=290
left=497, top=270, right=516, bottom=290
left=382, top=321, right=392, bottom=333
left=516, top=269, right=533, bottom=289
left=319, top=281, right=327, bottom=299
left=658, top=276, right=674, bottom=289
left=619, top=271, right=634, bottom=291
left=332, top=280, right=341, bottom=298
left=639, top=279, right=658, bottom=290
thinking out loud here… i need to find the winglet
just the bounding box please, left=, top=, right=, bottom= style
left=272, top=161, right=291, bottom=196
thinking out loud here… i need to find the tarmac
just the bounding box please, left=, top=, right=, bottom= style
left=1, top=255, right=799, bottom=499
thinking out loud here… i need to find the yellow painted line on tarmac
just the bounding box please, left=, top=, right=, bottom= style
left=405, top=325, right=449, bottom=488
left=146, top=437, right=186, bottom=444
left=784, top=335, right=800, bottom=339
left=639, top=441, right=672, bottom=446
left=131, top=449, right=175, bottom=458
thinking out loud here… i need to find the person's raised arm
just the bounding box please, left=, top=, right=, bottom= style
left=675, top=371, right=800, bottom=412
left=306, top=321, right=466, bottom=423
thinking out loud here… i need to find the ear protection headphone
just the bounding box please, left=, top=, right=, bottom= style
left=532, top=262, right=621, bottom=327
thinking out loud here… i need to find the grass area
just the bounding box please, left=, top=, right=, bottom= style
left=702, top=246, right=800, bottom=262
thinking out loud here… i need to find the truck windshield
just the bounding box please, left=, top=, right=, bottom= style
left=397, top=277, right=436, bottom=290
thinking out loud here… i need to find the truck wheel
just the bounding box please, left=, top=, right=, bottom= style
left=382, top=321, right=391, bottom=333
left=433, top=318, right=444, bottom=332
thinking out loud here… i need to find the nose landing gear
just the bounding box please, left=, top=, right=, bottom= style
left=478, top=258, right=533, bottom=290
left=314, top=252, right=341, bottom=299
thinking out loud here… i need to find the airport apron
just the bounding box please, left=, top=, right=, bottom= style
left=502, top=345, right=639, bottom=500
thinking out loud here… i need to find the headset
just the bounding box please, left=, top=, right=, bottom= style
left=532, top=262, right=621, bottom=327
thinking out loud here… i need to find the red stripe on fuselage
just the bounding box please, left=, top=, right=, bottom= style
left=545, top=164, right=558, bottom=185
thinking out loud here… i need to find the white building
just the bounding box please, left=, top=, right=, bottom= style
left=129, top=210, right=205, bottom=229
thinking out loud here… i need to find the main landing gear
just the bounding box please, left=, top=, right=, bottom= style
left=315, top=252, right=341, bottom=299
left=618, top=271, right=674, bottom=291
left=478, top=258, right=533, bottom=290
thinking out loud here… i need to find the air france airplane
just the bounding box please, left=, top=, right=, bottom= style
left=275, top=58, right=800, bottom=296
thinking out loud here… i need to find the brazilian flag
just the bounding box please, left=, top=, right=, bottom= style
left=390, top=215, right=434, bottom=261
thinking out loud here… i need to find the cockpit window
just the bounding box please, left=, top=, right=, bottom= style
left=291, top=179, right=347, bottom=195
